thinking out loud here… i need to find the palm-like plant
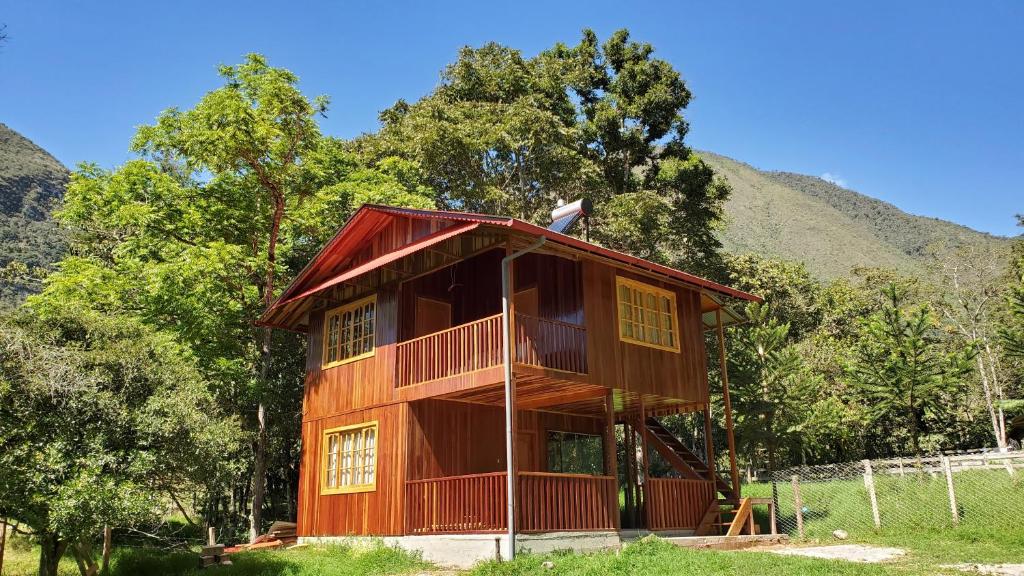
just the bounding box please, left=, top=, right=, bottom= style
left=847, top=283, right=973, bottom=457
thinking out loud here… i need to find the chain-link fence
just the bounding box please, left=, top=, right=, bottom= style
left=741, top=451, right=1024, bottom=541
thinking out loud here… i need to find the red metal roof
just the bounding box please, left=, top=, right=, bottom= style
left=262, top=204, right=760, bottom=328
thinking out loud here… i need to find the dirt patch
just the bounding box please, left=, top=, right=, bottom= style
left=763, top=544, right=906, bottom=563
left=947, top=564, right=1024, bottom=575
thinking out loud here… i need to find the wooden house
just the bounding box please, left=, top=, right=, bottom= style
left=260, top=204, right=764, bottom=561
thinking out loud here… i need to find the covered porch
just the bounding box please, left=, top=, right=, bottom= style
left=402, top=391, right=737, bottom=536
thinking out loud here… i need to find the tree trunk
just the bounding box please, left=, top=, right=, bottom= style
left=101, top=525, right=111, bottom=574
left=976, top=354, right=1005, bottom=449
left=73, top=538, right=100, bottom=576
left=0, top=518, right=7, bottom=576
left=983, top=341, right=1008, bottom=448
left=249, top=402, right=268, bottom=542
left=38, top=533, right=66, bottom=576
left=909, top=409, right=922, bottom=460
left=249, top=196, right=285, bottom=542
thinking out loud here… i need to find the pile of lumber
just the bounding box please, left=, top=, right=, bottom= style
left=223, top=521, right=298, bottom=554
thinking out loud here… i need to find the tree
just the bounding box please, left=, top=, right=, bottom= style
left=728, top=303, right=813, bottom=470
left=847, top=282, right=974, bottom=457
left=725, top=254, right=821, bottom=339
left=932, top=244, right=1012, bottom=448
left=365, top=42, right=594, bottom=221
left=38, top=56, right=435, bottom=541
left=0, top=309, right=238, bottom=576
left=132, top=55, right=330, bottom=539
left=1002, top=216, right=1024, bottom=359
left=361, top=29, right=730, bottom=277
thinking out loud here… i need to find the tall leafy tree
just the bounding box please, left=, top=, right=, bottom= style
left=847, top=282, right=974, bottom=456
left=728, top=303, right=813, bottom=470
left=132, top=55, right=329, bottom=539
left=362, top=29, right=730, bottom=276
left=0, top=309, right=238, bottom=576
left=365, top=42, right=593, bottom=221
left=1002, top=216, right=1024, bottom=359
left=552, top=30, right=730, bottom=273
left=932, top=244, right=1012, bottom=448
left=36, top=55, right=435, bottom=541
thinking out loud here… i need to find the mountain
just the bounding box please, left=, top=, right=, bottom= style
left=0, top=123, right=68, bottom=305
left=700, top=151, right=1011, bottom=281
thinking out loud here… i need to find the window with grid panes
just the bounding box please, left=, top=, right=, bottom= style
left=321, top=422, right=378, bottom=494
left=615, top=277, right=680, bottom=352
left=322, top=295, right=376, bottom=368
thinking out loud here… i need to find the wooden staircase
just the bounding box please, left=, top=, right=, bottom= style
left=643, top=417, right=737, bottom=502
left=694, top=498, right=755, bottom=536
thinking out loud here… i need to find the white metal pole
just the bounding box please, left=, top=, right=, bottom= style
left=502, top=236, right=545, bottom=560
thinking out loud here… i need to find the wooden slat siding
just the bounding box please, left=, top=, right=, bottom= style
left=517, top=473, right=616, bottom=531
left=405, top=472, right=508, bottom=534
left=299, top=404, right=407, bottom=536
left=304, top=288, right=398, bottom=418
left=645, top=478, right=716, bottom=531
left=407, top=400, right=604, bottom=481
left=514, top=313, right=587, bottom=374
left=581, top=260, right=708, bottom=402
left=512, top=253, right=584, bottom=325
left=398, top=248, right=504, bottom=342
left=396, top=314, right=503, bottom=387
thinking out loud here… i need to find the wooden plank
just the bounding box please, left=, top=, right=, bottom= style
left=726, top=498, right=752, bottom=537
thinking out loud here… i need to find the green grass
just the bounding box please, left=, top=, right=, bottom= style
left=6, top=475, right=1024, bottom=576
left=743, top=468, right=1024, bottom=564
left=0, top=542, right=430, bottom=576
left=471, top=536, right=931, bottom=576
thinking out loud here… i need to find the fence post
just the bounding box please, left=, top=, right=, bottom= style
left=897, top=456, right=905, bottom=477
left=942, top=456, right=959, bottom=526
left=862, top=460, right=881, bottom=529
left=1, top=517, right=7, bottom=576
left=791, top=475, right=804, bottom=539
left=1005, top=455, right=1016, bottom=477
left=770, top=478, right=780, bottom=536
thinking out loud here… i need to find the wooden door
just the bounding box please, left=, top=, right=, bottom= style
left=516, top=430, right=539, bottom=472
left=514, top=287, right=539, bottom=318
left=414, top=296, right=451, bottom=338
left=514, top=287, right=540, bottom=363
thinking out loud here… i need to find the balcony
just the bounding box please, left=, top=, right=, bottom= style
left=396, top=313, right=588, bottom=389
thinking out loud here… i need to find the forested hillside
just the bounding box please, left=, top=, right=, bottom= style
left=0, top=123, right=67, bottom=305
left=702, top=151, right=1011, bottom=280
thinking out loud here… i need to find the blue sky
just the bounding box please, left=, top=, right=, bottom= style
left=2, top=1, right=1021, bottom=236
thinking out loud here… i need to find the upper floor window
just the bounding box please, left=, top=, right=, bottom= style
left=616, top=277, right=680, bottom=352
left=322, top=421, right=378, bottom=494
left=323, top=295, right=377, bottom=368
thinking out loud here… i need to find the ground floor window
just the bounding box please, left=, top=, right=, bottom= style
left=321, top=421, right=378, bottom=494
left=547, top=431, right=604, bottom=475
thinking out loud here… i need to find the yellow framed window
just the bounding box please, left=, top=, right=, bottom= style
left=321, top=421, right=378, bottom=495
left=323, top=294, right=377, bottom=368
left=616, top=277, right=680, bottom=352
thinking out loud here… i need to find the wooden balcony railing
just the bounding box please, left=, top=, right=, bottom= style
left=405, top=472, right=507, bottom=534
left=515, top=314, right=588, bottom=374
left=404, top=472, right=615, bottom=534
left=396, top=313, right=588, bottom=388
left=645, top=478, right=716, bottom=531
left=518, top=472, right=616, bottom=531
left=396, top=314, right=504, bottom=388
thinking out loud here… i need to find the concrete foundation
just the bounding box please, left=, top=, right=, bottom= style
left=299, top=531, right=788, bottom=568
